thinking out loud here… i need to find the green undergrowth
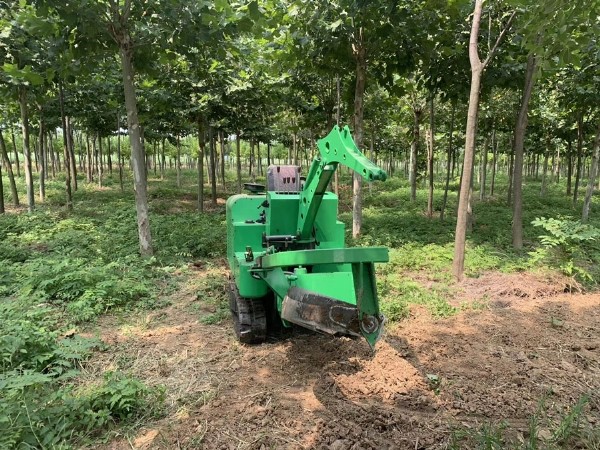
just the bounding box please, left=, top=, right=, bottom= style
left=449, top=395, right=599, bottom=450
left=0, top=172, right=227, bottom=448
left=0, top=301, right=163, bottom=449
left=193, top=273, right=230, bottom=325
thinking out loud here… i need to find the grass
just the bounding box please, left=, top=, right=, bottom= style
left=449, top=395, right=600, bottom=450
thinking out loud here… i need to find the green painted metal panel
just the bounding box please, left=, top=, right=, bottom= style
left=256, top=247, right=389, bottom=269
left=294, top=272, right=356, bottom=304
left=266, top=193, right=299, bottom=236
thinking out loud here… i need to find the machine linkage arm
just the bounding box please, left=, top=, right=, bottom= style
left=296, top=125, right=387, bottom=241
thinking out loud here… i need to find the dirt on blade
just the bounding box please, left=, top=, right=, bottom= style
left=93, top=269, right=600, bottom=450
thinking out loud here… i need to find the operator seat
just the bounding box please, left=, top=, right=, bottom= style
left=266, top=165, right=301, bottom=193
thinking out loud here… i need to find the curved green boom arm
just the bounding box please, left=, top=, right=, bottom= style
left=296, top=125, right=387, bottom=240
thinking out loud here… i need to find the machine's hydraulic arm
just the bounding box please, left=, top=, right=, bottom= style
left=296, top=125, right=387, bottom=240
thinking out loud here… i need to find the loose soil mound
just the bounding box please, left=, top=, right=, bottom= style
left=94, top=271, right=600, bottom=450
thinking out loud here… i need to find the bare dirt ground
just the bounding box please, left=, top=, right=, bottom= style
left=90, top=267, right=600, bottom=450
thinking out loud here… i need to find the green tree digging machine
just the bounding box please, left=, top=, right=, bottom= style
left=226, top=126, right=389, bottom=348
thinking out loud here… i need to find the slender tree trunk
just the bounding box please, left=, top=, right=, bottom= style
left=453, top=0, right=485, bottom=281
left=352, top=31, right=366, bottom=238
left=209, top=126, right=217, bottom=207
left=267, top=142, right=271, bottom=167
left=555, top=143, right=560, bottom=183
left=197, top=121, right=205, bottom=211
left=292, top=133, right=297, bottom=166
left=11, top=128, right=20, bottom=178
left=479, top=135, right=489, bottom=201
left=582, top=124, right=600, bottom=222
left=567, top=139, right=573, bottom=195
left=249, top=141, right=254, bottom=177
left=220, top=131, right=226, bottom=187
left=66, top=118, right=77, bottom=191
left=160, top=137, right=165, bottom=181
left=86, top=135, right=92, bottom=182
left=93, top=135, right=99, bottom=185
left=119, top=34, right=153, bottom=256
left=440, top=101, right=456, bottom=221
left=511, top=53, right=538, bottom=249
left=409, top=106, right=421, bottom=203
left=18, top=86, right=34, bottom=212
left=0, top=130, right=19, bottom=206
left=98, top=136, right=103, bottom=187
left=58, top=83, right=73, bottom=209
left=176, top=135, right=181, bottom=188
left=49, top=132, right=57, bottom=178
left=107, top=136, right=113, bottom=176
left=38, top=119, right=45, bottom=202
left=573, top=114, right=584, bottom=205
left=427, top=96, right=435, bottom=218
left=490, top=126, right=497, bottom=196
left=507, top=150, right=514, bottom=204
left=541, top=137, right=550, bottom=196
left=236, top=131, right=242, bottom=194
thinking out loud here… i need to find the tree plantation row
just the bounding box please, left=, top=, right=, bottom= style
left=1, top=0, right=599, bottom=280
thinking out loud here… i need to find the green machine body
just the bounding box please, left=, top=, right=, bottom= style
left=226, top=125, right=389, bottom=348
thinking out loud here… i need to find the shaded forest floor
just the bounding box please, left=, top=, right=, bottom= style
left=2, top=169, right=600, bottom=449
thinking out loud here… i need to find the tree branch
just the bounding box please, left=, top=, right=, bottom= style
left=482, top=9, right=517, bottom=69
left=123, top=0, right=132, bottom=22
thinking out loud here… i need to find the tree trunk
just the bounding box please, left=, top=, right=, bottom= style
left=409, top=105, right=421, bottom=203
left=555, top=143, right=560, bottom=183
left=427, top=96, right=435, bottom=218
left=219, top=130, right=225, bottom=190
left=582, top=123, right=600, bottom=222
left=67, top=117, right=77, bottom=191
left=566, top=139, right=573, bottom=195
left=573, top=114, right=584, bottom=205
left=490, top=127, right=498, bottom=196
left=107, top=136, right=113, bottom=176
left=18, top=86, right=34, bottom=212
left=11, top=128, right=20, bottom=178
left=440, top=101, right=456, bottom=221
left=38, top=119, right=45, bottom=202
left=58, top=82, right=73, bottom=209
left=98, top=136, right=103, bottom=187
left=236, top=131, right=242, bottom=194
left=93, top=135, right=99, bottom=185
left=86, top=135, right=93, bottom=182
left=453, top=0, right=485, bottom=281
left=0, top=129, right=19, bottom=206
left=49, top=131, right=56, bottom=179
left=209, top=126, right=217, bottom=207
left=197, top=119, right=205, bottom=212
left=176, top=135, right=181, bottom=188
left=479, top=135, right=489, bottom=201
left=257, top=141, right=262, bottom=177
left=119, top=35, right=153, bottom=256
left=511, top=53, right=538, bottom=250
left=541, top=137, right=550, bottom=196
left=249, top=141, right=254, bottom=177
left=160, top=137, right=165, bottom=181
left=352, top=31, right=366, bottom=238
